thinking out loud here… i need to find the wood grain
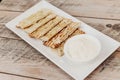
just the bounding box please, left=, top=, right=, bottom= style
left=0, top=0, right=120, bottom=80
left=0, top=24, right=20, bottom=39
left=0, top=50, right=120, bottom=80
left=50, top=0, right=120, bottom=20
left=85, top=51, right=120, bottom=80
left=0, top=0, right=39, bottom=12
left=0, top=73, right=38, bottom=80
left=0, top=11, right=21, bottom=23
left=0, top=64, right=74, bottom=80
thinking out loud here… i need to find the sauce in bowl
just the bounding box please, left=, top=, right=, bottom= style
left=64, top=34, right=101, bottom=63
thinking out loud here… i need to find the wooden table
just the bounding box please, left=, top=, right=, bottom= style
left=0, top=0, right=120, bottom=80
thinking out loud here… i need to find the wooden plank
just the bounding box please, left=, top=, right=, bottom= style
left=0, top=11, right=21, bottom=23
left=0, top=0, right=39, bottom=12
left=0, top=24, right=20, bottom=39
left=76, top=17, right=120, bottom=42
left=0, top=37, right=46, bottom=63
left=0, top=11, right=21, bottom=39
left=50, top=0, right=120, bottom=20
left=86, top=51, right=120, bottom=80
left=0, top=72, right=37, bottom=80
left=0, top=64, right=74, bottom=80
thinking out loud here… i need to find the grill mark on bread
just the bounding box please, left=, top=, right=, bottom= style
left=16, top=9, right=51, bottom=29
left=29, top=16, right=63, bottom=38
left=40, top=19, right=72, bottom=41
left=24, top=13, right=57, bottom=33
left=44, top=22, right=80, bottom=48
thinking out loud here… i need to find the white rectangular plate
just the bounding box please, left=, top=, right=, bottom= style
left=5, top=0, right=120, bottom=80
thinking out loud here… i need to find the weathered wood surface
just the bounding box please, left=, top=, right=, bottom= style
left=0, top=0, right=120, bottom=80
left=0, top=72, right=37, bottom=80
left=50, top=0, right=120, bottom=20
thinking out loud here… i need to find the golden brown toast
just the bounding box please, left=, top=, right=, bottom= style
left=44, top=22, right=80, bottom=48
left=24, top=13, right=57, bottom=33
left=29, top=16, right=63, bottom=38
left=17, top=9, right=51, bottom=29
left=41, top=19, right=72, bottom=41
left=56, top=28, right=85, bottom=56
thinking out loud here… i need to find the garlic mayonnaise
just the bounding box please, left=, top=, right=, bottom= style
left=64, top=34, right=101, bottom=62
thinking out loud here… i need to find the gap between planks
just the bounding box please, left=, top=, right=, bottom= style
left=0, top=71, right=44, bottom=80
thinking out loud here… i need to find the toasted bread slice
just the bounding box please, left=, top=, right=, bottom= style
left=41, top=19, right=72, bottom=41
left=44, top=22, right=80, bottom=48
left=17, top=9, right=51, bottom=29
left=29, top=16, right=63, bottom=38
left=24, top=13, right=57, bottom=33
left=56, top=28, right=85, bottom=56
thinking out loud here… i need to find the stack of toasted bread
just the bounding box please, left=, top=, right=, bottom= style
left=16, top=9, right=85, bottom=56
